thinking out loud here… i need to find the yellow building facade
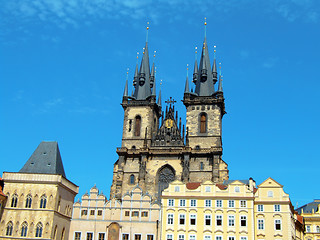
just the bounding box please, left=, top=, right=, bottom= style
left=296, top=199, right=320, bottom=240
left=161, top=178, right=301, bottom=240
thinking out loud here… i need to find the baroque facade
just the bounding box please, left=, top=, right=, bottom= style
left=110, top=29, right=228, bottom=201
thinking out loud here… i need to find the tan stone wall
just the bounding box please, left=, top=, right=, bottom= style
left=186, top=105, right=221, bottom=148
left=122, top=106, right=158, bottom=149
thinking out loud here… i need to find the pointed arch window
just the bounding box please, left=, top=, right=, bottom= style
left=21, top=222, right=28, bottom=237
left=134, top=115, right=141, bottom=136
left=25, top=194, right=32, bottom=208
left=6, top=221, right=13, bottom=236
left=129, top=174, right=135, bottom=184
left=35, top=222, right=43, bottom=237
left=40, top=195, right=47, bottom=208
left=200, top=113, right=207, bottom=133
left=61, top=227, right=65, bottom=240
left=11, top=194, right=18, bottom=207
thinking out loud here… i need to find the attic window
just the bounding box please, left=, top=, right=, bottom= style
left=30, top=162, right=34, bottom=165
left=47, top=163, right=51, bottom=166
left=43, top=152, right=47, bottom=155
left=195, top=145, right=200, bottom=150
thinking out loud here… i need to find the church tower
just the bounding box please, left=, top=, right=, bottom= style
left=110, top=24, right=228, bottom=201
left=183, top=22, right=227, bottom=183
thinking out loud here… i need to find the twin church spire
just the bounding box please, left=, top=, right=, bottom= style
left=123, top=21, right=224, bottom=103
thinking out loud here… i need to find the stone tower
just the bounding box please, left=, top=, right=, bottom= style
left=110, top=30, right=228, bottom=201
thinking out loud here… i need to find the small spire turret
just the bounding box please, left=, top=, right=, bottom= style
left=193, top=47, right=198, bottom=84
left=212, top=45, right=217, bottom=84
left=217, top=63, right=223, bottom=93
left=123, top=68, right=129, bottom=97
left=184, top=64, right=190, bottom=93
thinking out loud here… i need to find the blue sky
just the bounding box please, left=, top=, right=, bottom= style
left=1, top=0, right=320, bottom=207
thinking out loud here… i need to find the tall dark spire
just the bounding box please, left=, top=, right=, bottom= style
left=217, top=63, right=223, bottom=92
left=123, top=68, right=129, bottom=97
left=133, top=52, right=139, bottom=88
left=212, top=45, right=218, bottom=84
left=157, top=80, right=162, bottom=106
left=193, top=47, right=198, bottom=84
left=184, top=64, right=190, bottom=93
left=132, top=24, right=153, bottom=100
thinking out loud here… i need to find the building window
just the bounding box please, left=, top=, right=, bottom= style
left=35, top=222, right=43, bottom=237
left=240, top=216, right=247, bottom=227
left=258, top=219, right=264, bottom=230
left=240, top=237, right=247, bottom=240
left=6, top=221, right=13, bottom=236
left=205, top=215, right=211, bottom=226
left=11, top=194, right=18, bottom=207
left=235, top=186, right=240, bottom=192
left=205, top=186, right=211, bottom=192
left=190, top=199, right=197, bottom=207
left=228, top=237, right=235, bottom=240
left=135, top=234, right=141, bottom=240
left=274, top=204, right=280, bottom=212
left=275, top=219, right=281, bottom=230
left=132, top=211, right=139, bottom=217
left=174, top=186, right=180, bottom=192
left=40, top=195, right=47, bottom=208
left=99, top=233, right=105, bottom=240
left=205, top=200, right=211, bottom=207
left=167, top=234, right=173, bottom=240
left=134, top=116, right=141, bottom=136
left=168, top=213, right=174, bottom=224
left=179, top=214, right=185, bottom=225
left=216, top=215, right=222, bottom=226
left=179, top=199, right=186, bottom=207
left=98, top=210, right=103, bottom=216
left=240, top=200, right=246, bottom=208
left=168, top=199, right=174, bottom=207
left=228, top=215, right=235, bottom=227
left=200, top=162, right=204, bottom=170
left=306, top=225, right=311, bottom=232
left=216, top=237, right=222, bottom=240
left=204, top=236, right=211, bottom=240
left=125, top=211, right=130, bottom=216
left=87, top=233, right=93, bottom=240
left=90, top=210, right=95, bottom=215
left=190, top=214, right=196, bottom=225
left=81, top=210, right=88, bottom=216
left=200, top=113, right=207, bottom=133
left=141, top=211, right=148, bottom=217
left=189, top=235, right=196, bottom=240
left=122, top=234, right=129, bottom=240
left=21, top=222, right=28, bottom=237
left=129, top=174, right=135, bottom=184
left=257, top=204, right=264, bottom=212
left=178, top=235, right=184, bottom=240
left=25, top=194, right=32, bottom=208
left=228, top=200, right=235, bottom=208
left=74, top=232, right=81, bottom=240
left=216, top=200, right=222, bottom=208
left=147, top=235, right=154, bottom=240
left=317, top=226, right=320, bottom=232
left=268, top=191, right=273, bottom=197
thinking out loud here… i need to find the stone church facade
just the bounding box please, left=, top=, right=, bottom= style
left=110, top=34, right=228, bottom=201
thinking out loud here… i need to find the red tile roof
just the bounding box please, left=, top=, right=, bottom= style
left=186, top=182, right=201, bottom=190
left=216, top=184, right=227, bottom=190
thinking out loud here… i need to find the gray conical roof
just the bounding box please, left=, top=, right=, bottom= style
left=194, top=37, right=215, bottom=96
left=184, top=75, right=190, bottom=93
left=133, top=42, right=152, bottom=100
left=123, top=78, right=128, bottom=97
left=217, top=75, right=223, bottom=92
left=19, top=141, right=66, bottom=177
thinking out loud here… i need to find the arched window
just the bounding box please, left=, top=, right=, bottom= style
left=11, top=194, right=18, bottom=207
left=40, top=195, right=47, bottom=209
left=35, top=222, right=43, bottom=237
left=200, top=113, right=207, bottom=133
left=21, top=221, right=28, bottom=237
left=53, top=225, right=57, bottom=240
left=129, top=174, right=135, bottom=184
left=157, top=165, right=175, bottom=198
left=6, top=221, right=13, bottom=236
left=61, top=227, right=65, bottom=240
left=134, top=116, right=141, bottom=136
left=25, top=194, right=32, bottom=208
left=317, top=226, right=320, bottom=232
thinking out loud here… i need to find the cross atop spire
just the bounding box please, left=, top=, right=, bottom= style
left=165, top=97, right=176, bottom=106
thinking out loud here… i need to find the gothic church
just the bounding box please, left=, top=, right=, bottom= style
left=110, top=29, right=229, bottom=201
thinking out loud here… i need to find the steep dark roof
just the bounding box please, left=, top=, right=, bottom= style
left=296, top=200, right=320, bottom=214
left=19, top=141, right=66, bottom=177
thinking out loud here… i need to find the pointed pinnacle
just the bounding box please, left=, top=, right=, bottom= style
left=157, top=89, right=162, bottom=106
left=123, top=78, right=128, bottom=97
left=218, top=75, right=223, bottom=92
left=152, top=77, right=156, bottom=96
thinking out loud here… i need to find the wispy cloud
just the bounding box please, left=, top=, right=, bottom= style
left=262, top=57, right=279, bottom=69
